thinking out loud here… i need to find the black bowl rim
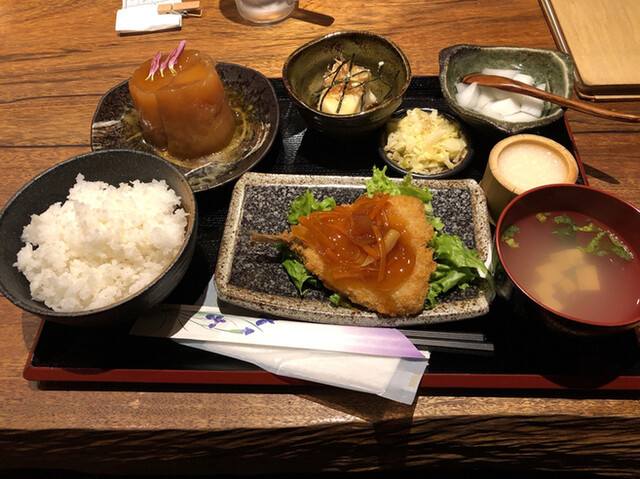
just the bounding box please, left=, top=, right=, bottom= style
left=282, top=30, right=412, bottom=119
left=0, top=149, right=198, bottom=319
left=438, top=43, right=574, bottom=134
left=495, top=183, right=640, bottom=330
left=378, top=107, right=475, bottom=179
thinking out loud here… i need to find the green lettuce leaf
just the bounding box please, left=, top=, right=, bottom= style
left=287, top=189, right=336, bottom=225
left=366, top=166, right=432, bottom=204
left=425, top=233, right=488, bottom=308
left=365, top=166, right=444, bottom=230
left=329, top=293, right=353, bottom=308
left=277, top=244, right=320, bottom=296
left=430, top=233, right=488, bottom=275
left=425, top=264, right=474, bottom=308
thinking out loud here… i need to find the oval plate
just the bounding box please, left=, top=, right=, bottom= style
left=91, top=63, right=279, bottom=193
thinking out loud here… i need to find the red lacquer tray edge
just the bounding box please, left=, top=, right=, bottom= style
left=25, top=115, right=633, bottom=393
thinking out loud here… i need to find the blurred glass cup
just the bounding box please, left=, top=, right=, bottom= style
left=235, top=0, right=297, bottom=23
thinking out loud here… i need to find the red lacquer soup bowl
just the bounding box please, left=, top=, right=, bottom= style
left=496, top=184, right=640, bottom=336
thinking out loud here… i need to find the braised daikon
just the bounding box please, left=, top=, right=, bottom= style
left=455, top=68, right=547, bottom=123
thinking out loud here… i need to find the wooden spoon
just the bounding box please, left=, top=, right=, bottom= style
left=461, top=74, right=640, bottom=123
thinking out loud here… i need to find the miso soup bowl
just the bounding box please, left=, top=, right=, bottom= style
left=496, top=184, right=640, bottom=336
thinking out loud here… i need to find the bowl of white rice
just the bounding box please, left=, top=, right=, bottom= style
left=0, top=150, right=197, bottom=327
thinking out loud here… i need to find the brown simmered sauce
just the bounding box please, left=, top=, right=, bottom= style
left=290, top=193, right=416, bottom=292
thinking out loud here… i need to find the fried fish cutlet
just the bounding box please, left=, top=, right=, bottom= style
left=254, top=193, right=436, bottom=316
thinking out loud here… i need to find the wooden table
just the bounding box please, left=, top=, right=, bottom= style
left=1, top=0, right=639, bottom=476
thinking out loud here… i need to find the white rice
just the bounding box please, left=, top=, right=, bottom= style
left=14, top=174, right=188, bottom=313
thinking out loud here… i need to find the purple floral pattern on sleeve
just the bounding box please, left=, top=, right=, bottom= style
left=173, top=309, right=276, bottom=336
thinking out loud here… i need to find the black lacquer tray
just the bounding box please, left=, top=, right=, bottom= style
left=24, top=77, right=640, bottom=392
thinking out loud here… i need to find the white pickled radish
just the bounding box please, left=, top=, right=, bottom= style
left=481, top=68, right=520, bottom=79
left=520, top=94, right=545, bottom=117
left=488, top=98, right=521, bottom=116
left=454, top=71, right=549, bottom=123
left=455, top=81, right=479, bottom=108
left=514, top=73, right=535, bottom=85
left=475, top=89, right=494, bottom=110
left=503, top=111, right=539, bottom=123
left=489, top=87, right=512, bottom=101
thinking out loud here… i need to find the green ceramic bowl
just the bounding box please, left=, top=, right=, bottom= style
left=439, top=44, right=574, bottom=135
left=282, top=31, right=411, bottom=138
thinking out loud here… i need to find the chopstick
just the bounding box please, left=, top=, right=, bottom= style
left=397, top=328, right=495, bottom=356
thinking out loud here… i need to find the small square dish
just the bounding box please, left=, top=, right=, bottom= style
left=215, top=172, right=493, bottom=327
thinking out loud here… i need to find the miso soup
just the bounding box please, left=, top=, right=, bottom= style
left=499, top=211, right=640, bottom=325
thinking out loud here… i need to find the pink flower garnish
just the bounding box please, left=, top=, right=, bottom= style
left=145, top=52, right=162, bottom=81
left=168, top=40, right=187, bottom=75
left=158, top=54, right=170, bottom=77
left=146, top=40, right=187, bottom=80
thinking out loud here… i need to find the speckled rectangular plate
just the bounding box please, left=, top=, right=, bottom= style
left=215, top=172, right=493, bottom=327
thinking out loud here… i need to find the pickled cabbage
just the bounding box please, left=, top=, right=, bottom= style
left=384, top=109, right=467, bottom=175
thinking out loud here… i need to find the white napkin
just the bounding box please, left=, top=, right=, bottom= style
left=116, top=4, right=182, bottom=33
left=130, top=278, right=429, bottom=404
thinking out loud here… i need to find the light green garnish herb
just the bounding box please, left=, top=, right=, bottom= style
left=500, top=225, right=520, bottom=248
left=536, top=212, right=550, bottom=222
left=550, top=214, right=633, bottom=261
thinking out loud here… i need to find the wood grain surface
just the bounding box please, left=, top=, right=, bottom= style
left=544, top=0, right=640, bottom=90
left=1, top=0, right=639, bottom=476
